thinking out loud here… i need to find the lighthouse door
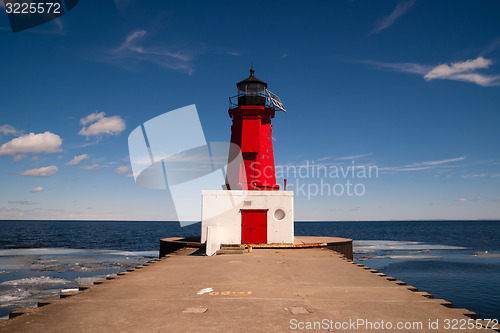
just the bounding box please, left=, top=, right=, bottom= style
left=240, top=209, right=268, bottom=244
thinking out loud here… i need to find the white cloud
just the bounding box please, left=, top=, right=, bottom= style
left=116, top=165, right=130, bottom=174
left=365, top=57, right=500, bottom=87
left=0, top=132, right=62, bottom=156
left=0, top=125, right=21, bottom=136
left=380, top=156, right=466, bottom=172
left=457, top=198, right=467, bottom=202
left=8, top=200, right=38, bottom=205
left=370, top=0, right=415, bottom=35
left=425, top=57, right=492, bottom=79
left=110, top=30, right=195, bottom=74
left=424, top=57, right=500, bottom=86
left=79, top=164, right=100, bottom=170
left=65, top=154, right=90, bottom=165
left=18, top=166, right=58, bottom=177
left=79, top=112, right=125, bottom=138
left=30, top=187, right=44, bottom=193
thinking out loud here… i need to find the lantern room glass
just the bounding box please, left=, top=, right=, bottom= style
left=238, top=82, right=266, bottom=95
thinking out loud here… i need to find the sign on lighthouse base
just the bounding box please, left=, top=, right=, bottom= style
left=201, top=190, right=294, bottom=255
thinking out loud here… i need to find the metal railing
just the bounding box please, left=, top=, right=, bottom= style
left=229, top=89, right=287, bottom=112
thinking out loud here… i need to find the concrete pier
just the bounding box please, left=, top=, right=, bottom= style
left=0, top=244, right=495, bottom=332
left=160, top=235, right=354, bottom=259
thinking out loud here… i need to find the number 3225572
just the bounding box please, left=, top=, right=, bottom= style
left=5, top=2, right=61, bottom=14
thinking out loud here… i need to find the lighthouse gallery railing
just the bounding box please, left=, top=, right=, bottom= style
left=229, top=89, right=287, bottom=112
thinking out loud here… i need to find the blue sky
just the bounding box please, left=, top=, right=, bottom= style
left=0, top=0, right=499, bottom=221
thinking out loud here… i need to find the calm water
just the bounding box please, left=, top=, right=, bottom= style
left=0, top=220, right=499, bottom=320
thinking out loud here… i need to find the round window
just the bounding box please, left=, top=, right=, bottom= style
left=274, top=209, right=286, bottom=221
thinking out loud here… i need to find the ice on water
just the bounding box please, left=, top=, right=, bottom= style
left=353, top=240, right=468, bottom=261
left=1, top=276, right=73, bottom=287
left=354, top=240, right=467, bottom=251
left=0, top=248, right=157, bottom=318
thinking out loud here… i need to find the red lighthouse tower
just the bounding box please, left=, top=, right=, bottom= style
left=225, top=69, right=286, bottom=191
left=201, top=69, right=293, bottom=252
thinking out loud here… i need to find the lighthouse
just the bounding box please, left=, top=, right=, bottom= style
left=201, top=69, right=294, bottom=255
left=224, top=68, right=283, bottom=191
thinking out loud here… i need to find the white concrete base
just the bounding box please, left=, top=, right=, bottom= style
left=201, top=190, right=294, bottom=251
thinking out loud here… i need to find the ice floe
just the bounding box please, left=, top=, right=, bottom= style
left=0, top=247, right=155, bottom=318
left=354, top=240, right=467, bottom=251
left=1, top=276, right=73, bottom=287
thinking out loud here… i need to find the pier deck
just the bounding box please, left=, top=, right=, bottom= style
left=0, top=246, right=493, bottom=332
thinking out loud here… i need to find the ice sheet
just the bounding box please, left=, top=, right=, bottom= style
left=0, top=247, right=154, bottom=318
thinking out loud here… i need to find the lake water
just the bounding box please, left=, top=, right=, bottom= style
left=0, top=220, right=498, bottom=320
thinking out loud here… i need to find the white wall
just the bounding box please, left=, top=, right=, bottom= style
left=201, top=190, right=294, bottom=249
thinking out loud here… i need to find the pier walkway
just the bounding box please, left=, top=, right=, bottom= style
left=0, top=244, right=494, bottom=332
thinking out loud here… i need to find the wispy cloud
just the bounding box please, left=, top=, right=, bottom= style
left=0, top=125, right=22, bottom=137
left=275, top=160, right=377, bottom=172
left=335, top=153, right=373, bottom=161
left=454, top=196, right=483, bottom=203
left=370, top=0, right=415, bottom=35
left=362, top=60, right=430, bottom=75
left=8, top=200, right=38, bottom=205
left=380, top=156, right=466, bottom=172
left=317, top=153, right=373, bottom=162
left=480, top=37, right=500, bottom=57
left=109, top=30, right=195, bottom=74
left=115, top=165, right=130, bottom=174
left=13, top=154, right=27, bottom=162
left=79, top=164, right=101, bottom=170
left=65, top=154, right=90, bottom=166
left=364, top=56, right=500, bottom=87
left=462, top=172, right=500, bottom=179
left=412, top=156, right=466, bottom=166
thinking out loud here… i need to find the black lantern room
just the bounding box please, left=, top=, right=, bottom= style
left=236, top=68, right=267, bottom=106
